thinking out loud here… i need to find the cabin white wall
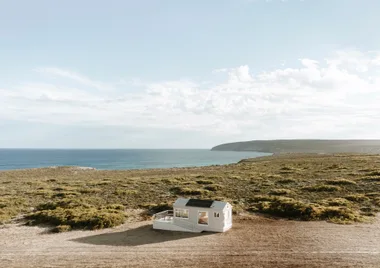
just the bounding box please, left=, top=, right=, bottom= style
left=173, top=204, right=230, bottom=232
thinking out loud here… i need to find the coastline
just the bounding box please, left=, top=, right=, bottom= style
left=1, top=153, right=380, bottom=267
left=0, top=148, right=268, bottom=171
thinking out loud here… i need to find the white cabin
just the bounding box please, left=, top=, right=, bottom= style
left=153, top=198, right=232, bottom=233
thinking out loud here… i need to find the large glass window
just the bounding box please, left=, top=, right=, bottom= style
left=174, top=208, right=189, bottom=219
left=198, top=211, right=209, bottom=225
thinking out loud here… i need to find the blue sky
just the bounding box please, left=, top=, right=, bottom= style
left=1, top=0, right=380, bottom=148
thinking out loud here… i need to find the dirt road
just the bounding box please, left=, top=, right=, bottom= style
left=1, top=215, right=380, bottom=268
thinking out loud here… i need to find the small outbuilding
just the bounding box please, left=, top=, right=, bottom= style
left=153, top=198, right=232, bottom=233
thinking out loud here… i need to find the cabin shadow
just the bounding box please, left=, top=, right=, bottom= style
left=72, top=224, right=214, bottom=247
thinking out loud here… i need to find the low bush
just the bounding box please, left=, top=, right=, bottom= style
left=277, top=178, right=297, bottom=184
left=319, top=207, right=358, bottom=223
left=345, top=194, right=370, bottom=202
left=302, top=185, right=341, bottom=192
left=170, top=186, right=204, bottom=195
left=361, top=176, right=380, bottom=182
left=196, top=180, right=214, bottom=185
left=52, top=191, right=81, bottom=198
left=204, top=184, right=221, bottom=191
left=141, top=202, right=172, bottom=215
left=269, top=189, right=292, bottom=196
left=250, top=195, right=277, bottom=202
left=325, top=179, right=356, bottom=186
left=367, top=171, right=380, bottom=176
left=52, top=225, right=71, bottom=233
left=321, top=198, right=351, bottom=207
left=256, top=198, right=360, bottom=223
left=256, top=198, right=320, bottom=220
left=26, top=207, right=125, bottom=230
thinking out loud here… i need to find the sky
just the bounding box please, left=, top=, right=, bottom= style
left=1, top=0, right=380, bottom=149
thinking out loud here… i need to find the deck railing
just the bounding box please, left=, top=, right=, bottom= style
left=153, top=210, right=174, bottom=221
left=174, top=217, right=199, bottom=232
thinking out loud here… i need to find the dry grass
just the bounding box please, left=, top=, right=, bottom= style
left=1, top=153, right=380, bottom=229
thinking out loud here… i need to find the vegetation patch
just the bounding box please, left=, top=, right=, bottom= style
left=255, top=198, right=320, bottom=220
left=319, top=207, right=360, bottom=224
left=367, top=171, right=380, bottom=176
left=277, top=178, right=297, bottom=184
left=170, top=186, right=204, bottom=196
left=196, top=179, right=214, bottom=185
left=204, top=184, right=222, bottom=191
left=256, top=198, right=361, bottom=223
left=269, top=189, right=292, bottom=196
left=141, top=202, right=173, bottom=215
left=26, top=207, right=125, bottom=230
left=345, top=194, right=370, bottom=202
left=302, top=185, right=341, bottom=192
left=361, top=176, right=380, bottom=182
left=320, top=198, right=351, bottom=207
left=52, top=191, right=81, bottom=198
left=52, top=225, right=71, bottom=233
left=1, top=154, right=380, bottom=226
left=250, top=195, right=277, bottom=202
left=325, top=179, right=357, bottom=186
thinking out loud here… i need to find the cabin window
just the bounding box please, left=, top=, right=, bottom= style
left=214, top=212, right=220, bottom=218
left=174, top=208, right=189, bottom=219
left=198, top=211, right=209, bottom=225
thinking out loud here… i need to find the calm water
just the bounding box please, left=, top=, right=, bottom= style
left=0, top=149, right=271, bottom=171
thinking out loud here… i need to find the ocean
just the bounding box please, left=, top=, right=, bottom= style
left=0, top=149, right=270, bottom=171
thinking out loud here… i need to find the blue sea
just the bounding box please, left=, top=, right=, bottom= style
left=0, top=149, right=270, bottom=171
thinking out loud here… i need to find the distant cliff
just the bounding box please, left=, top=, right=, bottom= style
left=211, top=140, right=380, bottom=154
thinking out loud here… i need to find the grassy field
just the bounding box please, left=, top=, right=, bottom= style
left=1, top=153, right=380, bottom=231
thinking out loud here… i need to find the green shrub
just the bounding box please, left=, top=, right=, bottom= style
left=303, top=185, right=341, bottom=192
left=256, top=198, right=320, bottom=220
left=325, top=179, right=356, bottom=186
left=196, top=180, right=214, bottom=185
left=361, top=176, right=380, bottom=182
left=141, top=202, right=173, bottom=215
left=52, top=191, right=81, bottom=198
left=36, top=199, right=93, bottom=211
left=52, top=225, right=71, bottom=233
left=277, top=178, right=297, bottom=184
left=345, top=194, right=370, bottom=202
left=280, top=166, right=294, bottom=171
left=26, top=207, right=125, bottom=230
left=319, top=207, right=358, bottom=223
left=322, top=198, right=351, bottom=207
left=104, top=204, right=125, bottom=210
left=256, top=198, right=360, bottom=223
left=204, top=185, right=221, bottom=191
left=79, top=188, right=102, bottom=194
left=250, top=195, right=277, bottom=202
left=269, top=189, right=292, bottom=196
left=367, top=171, right=380, bottom=176
left=160, top=178, right=179, bottom=184
left=170, top=186, right=204, bottom=195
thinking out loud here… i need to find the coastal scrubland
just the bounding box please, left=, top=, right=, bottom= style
left=1, top=153, right=380, bottom=231
left=211, top=139, right=380, bottom=153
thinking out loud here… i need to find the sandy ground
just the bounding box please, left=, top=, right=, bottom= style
left=1, top=215, right=380, bottom=268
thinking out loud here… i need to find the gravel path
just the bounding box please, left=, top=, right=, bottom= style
left=1, top=215, right=380, bottom=268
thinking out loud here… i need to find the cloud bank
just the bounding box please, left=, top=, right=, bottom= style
left=1, top=49, right=380, bottom=141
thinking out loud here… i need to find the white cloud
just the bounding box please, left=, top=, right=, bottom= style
left=1, top=48, right=380, bottom=140
left=34, top=67, right=112, bottom=91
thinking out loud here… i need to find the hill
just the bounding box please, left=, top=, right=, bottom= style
left=211, top=139, right=380, bottom=154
